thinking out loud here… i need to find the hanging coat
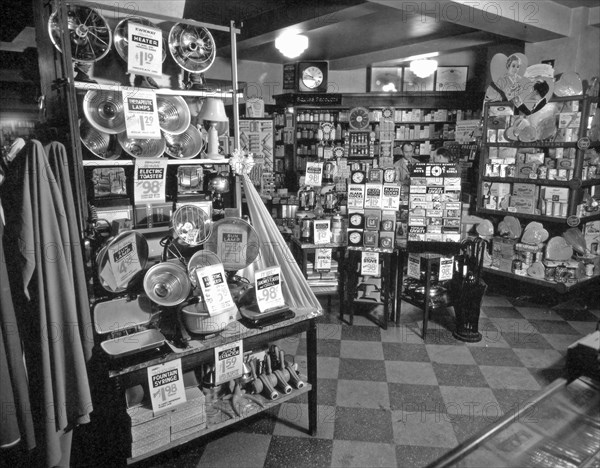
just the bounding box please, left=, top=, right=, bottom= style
left=0, top=217, right=36, bottom=451
left=1, top=140, right=93, bottom=467
left=44, top=141, right=94, bottom=361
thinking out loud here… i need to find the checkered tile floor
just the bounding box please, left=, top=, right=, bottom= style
left=141, top=290, right=599, bottom=468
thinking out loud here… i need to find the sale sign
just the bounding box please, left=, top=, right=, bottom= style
left=196, top=264, right=236, bottom=316
left=255, top=267, right=285, bottom=312
left=134, top=158, right=167, bottom=204
left=127, top=22, right=163, bottom=79
left=147, top=359, right=186, bottom=415
left=123, top=88, right=161, bottom=139
left=214, top=340, right=243, bottom=386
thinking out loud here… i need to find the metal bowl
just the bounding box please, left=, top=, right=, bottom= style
left=157, top=95, right=191, bottom=135
left=164, top=124, right=205, bottom=159
left=79, top=120, right=122, bottom=160
left=83, top=89, right=126, bottom=134
left=168, top=23, right=216, bottom=73
left=144, top=261, right=191, bottom=307
left=117, top=132, right=165, bottom=158
left=171, top=204, right=212, bottom=246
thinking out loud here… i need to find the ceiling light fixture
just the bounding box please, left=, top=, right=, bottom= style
left=275, top=32, right=308, bottom=58
left=409, top=59, right=438, bottom=78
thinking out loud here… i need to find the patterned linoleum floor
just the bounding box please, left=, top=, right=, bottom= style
left=138, top=290, right=600, bottom=468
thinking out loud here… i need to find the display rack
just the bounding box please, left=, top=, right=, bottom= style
left=51, top=1, right=320, bottom=463
left=476, top=91, right=600, bottom=292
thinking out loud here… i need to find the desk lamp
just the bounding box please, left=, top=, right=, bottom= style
left=197, top=98, right=228, bottom=159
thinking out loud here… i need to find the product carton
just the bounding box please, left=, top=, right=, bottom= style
left=509, top=196, right=536, bottom=214
left=541, top=186, right=569, bottom=202
left=512, top=183, right=538, bottom=199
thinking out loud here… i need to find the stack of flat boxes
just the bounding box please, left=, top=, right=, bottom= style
left=127, top=387, right=206, bottom=458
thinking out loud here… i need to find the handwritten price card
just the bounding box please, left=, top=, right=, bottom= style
left=255, top=267, right=285, bottom=312
left=127, top=22, right=163, bottom=79
left=305, top=161, right=323, bottom=186
left=134, top=158, right=167, bottom=204
left=123, top=87, right=161, bottom=139
left=214, top=340, right=243, bottom=386
left=313, top=219, right=331, bottom=245
left=107, top=231, right=141, bottom=290
left=147, top=359, right=186, bottom=415
left=361, top=251, right=379, bottom=276
left=196, top=264, right=235, bottom=316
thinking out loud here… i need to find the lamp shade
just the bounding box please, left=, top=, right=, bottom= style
left=197, top=98, right=228, bottom=122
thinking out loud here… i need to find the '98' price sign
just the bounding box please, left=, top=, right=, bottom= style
left=123, top=87, right=161, bottom=139
left=255, top=267, right=285, bottom=313
left=134, top=159, right=167, bottom=204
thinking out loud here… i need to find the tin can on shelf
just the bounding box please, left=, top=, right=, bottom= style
left=548, top=168, right=557, bottom=180
left=511, top=259, right=522, bottom=273
left=585, top=263, right=595, bottom=277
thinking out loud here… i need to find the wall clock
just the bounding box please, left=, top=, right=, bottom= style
left=349, top=107, right=370, bottom=130
left=351, top=170, right=366, bottom=184
left=297, top=61, right=328, bottom=93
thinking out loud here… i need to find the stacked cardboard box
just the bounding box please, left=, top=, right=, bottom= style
left=169, top=387, right=207, bottom=442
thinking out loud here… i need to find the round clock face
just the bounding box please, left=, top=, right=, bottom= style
left=349, top=232, right=362, bottom=243
left=349, top=107, right=370, bottom=130
left=384, top=169, right=396, bottom=183
left=302, top=66, right=324, bottom=89
left=350, top=214, right=362, bottom=226
left=351, top=171, right=365, bottom=183
left=333, top=146, right=344, bottom=158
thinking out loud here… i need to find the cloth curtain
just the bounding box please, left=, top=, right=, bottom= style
left=1, top=140, right=93, bottom=467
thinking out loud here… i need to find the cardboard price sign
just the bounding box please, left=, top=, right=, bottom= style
left=305, top=161, right=323, bottom=186
left=255, top=267, right=285, bottom=312
left=361, top=251, right=379, bottom=276
left=107, top=231, right=141, bottom=289
left=147, top=359, right=186, bottom=415
left=315, top=248, right=332, bottom=271
left=196, top=264, right=235, bottom=316
left=439, top=256, right=454, bottom=281
left=127, top=22, right=163, bottom=79
left=214, top=340, right=243, bottom=386
left=134, top=158, right=167, bottom=204
left=123, top=88, right=161, bottom=139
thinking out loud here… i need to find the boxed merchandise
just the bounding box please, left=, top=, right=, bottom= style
left=347, top=184, right=366, bottom=208
left=363, top=230, right=379, bottom=247
left=380, top=211, right=396, bottom=231
left=364, top=183, right=383, bottom=209
left=134, top=202, right=173, bottom=228
left=379, top=231, right=394, bottom=249
left=512, top=183, right=538, bottom=199
left=516, top=162, right=537, bottom=179
left=509, top=196, right=536, bottom=214
left=541, top=186, right=569, bottom=202
left=364, top=209, right=382, bottom=231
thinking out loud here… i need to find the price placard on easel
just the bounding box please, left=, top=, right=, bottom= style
left=134, top=158, right=168, bottom=204
left=313, top=219, right=331, bottom=245
left=147, top=358, right=186, bottom=415
left=123, top=88, right=161, bottom=139
left=196, top=264, right=235, bottom=316
left=127, top=22, right=163, bottom=79
left=214, top=340, right=243, bottom=386
left=107, top=231, right=141, bottom=289
left=305, top=161, right=323, bottom=186
left=439, top=256, right=454, bottom=281
left=361, top=251, right=379, bottom=276
left=255, top=267, right=285, bottom=312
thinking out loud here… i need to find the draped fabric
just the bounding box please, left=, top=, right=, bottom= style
left=1, top=140, right=93, bottom=467
left=241, top=174, right=322, bottom=314
left=0, top=218, right=35, bottom=450
left=44, top=141, right=94, bottom=361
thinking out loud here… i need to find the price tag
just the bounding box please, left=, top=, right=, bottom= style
left=147, top=359, right=186, bottom=415
left=439, top=256, right=454, bottom=281
left=315, top=248, right=332, bottom=271
left=305, top=161, right=323, bottom=186
left=313, top=219, right=331, bottom=245
left=407, top=253, right=421, bottom=279
left=197, top=264, right=235, bottom=316
left=361, top=251, right=379, bottom=276
left=347, top=184, right=365, bottom=209
left=123, top=87, right=161, bottom=139
left=255, top=267, right=285, bottom=313
left=107, top=231, right=141, bottom=289
left=214, top=340, right=243, bottom=386
left=134, top=158, right=167, bottom=204
left=127, top=22, right=163, bottom=79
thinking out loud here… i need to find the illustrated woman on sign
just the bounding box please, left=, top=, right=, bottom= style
left=496, top=54, right=523, bottom=101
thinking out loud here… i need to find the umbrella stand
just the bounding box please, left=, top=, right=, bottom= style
left=451, top=278, right=487, bottom=343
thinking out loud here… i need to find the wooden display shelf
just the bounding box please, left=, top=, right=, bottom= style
left=127, top=384, right=312, bottom=464
left=482, top=266, right=600, bottom=293
left=475, top=208, right=600, bottom=224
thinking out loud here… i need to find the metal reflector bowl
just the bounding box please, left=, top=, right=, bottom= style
left=79, top=120, right=121, bottom=159
left=144, top=261, right=191, bottom=307
left=171, top=204, right=212, bottom=246
left=117, top=132, right=165, bottom=158
left=83, top=90, right=126, bottom=134
left=187, top=250, right=221, bottom=289
left=204, top=217, right=261, bottom=272
left=48, top=4, right=112, bottom=63
left=164, top=125, right=205, bottom=159
left=168, top=23, right=216, bottom=73
left=157, top=95, right=191, bottom=135
left=114, top=16, right=166, bottom=62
